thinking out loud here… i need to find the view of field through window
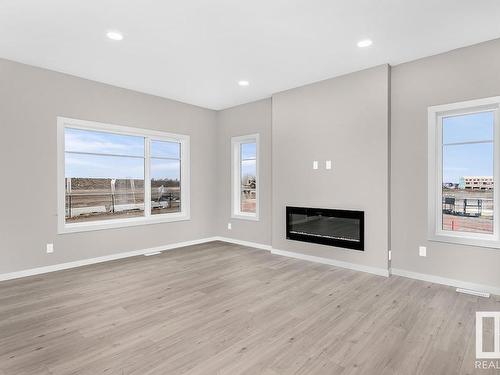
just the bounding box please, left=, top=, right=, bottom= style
left=441, top=111, right=494, bottom=234
left=240, top=142, right=256, bottom=213
left=150, top=140, right=181, bottom=215
left=64, top=128, right=181, bottom=223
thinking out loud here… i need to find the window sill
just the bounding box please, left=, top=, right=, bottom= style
left=58, top=213, right=190, bottom=234
left=428, top=232, right=500, bottom=249
left=231, top=213, right=260, bottom=222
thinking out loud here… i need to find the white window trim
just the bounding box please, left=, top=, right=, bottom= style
left=231, top=134, right=259, bottom=221
left=57, top=117, right=190, bottom=234
left=428, top=96, right=500, bottom=248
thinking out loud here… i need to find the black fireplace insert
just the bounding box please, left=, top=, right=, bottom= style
left=286, top=206, right=364, bottom=251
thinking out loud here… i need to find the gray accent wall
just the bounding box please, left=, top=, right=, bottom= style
left=391, top=39, right=500, bottom=288
left=271, top=65, right=390, bottom=271
left=0, top=58, right=217, bottom=274
left=215, top=99, right=272, bottom=245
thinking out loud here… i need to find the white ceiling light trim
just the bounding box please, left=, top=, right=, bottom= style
left=357, top=39, right=373, bottom=48
left=106, top=30, right=124, bottom=41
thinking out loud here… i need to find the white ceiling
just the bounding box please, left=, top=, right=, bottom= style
left=1, top=1, right=500, bottom=110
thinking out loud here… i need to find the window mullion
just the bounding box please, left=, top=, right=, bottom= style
left=144, top=137, right=152, bottom=218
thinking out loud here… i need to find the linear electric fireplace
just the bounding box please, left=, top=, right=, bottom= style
left=286, top=206, right=364, bottom=251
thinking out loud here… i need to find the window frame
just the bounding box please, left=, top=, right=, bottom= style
left=428, top=97, right=500, bottom=248
left=57, top=117, right=190, bottom=234
left=231, top=134, right=259, bottom=221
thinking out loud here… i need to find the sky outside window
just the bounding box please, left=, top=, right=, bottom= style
left=241, top=142, right=256, bottom=180
left=65, top=128, right=181, bottom=180
left=442, top=111, right=494, bottom=184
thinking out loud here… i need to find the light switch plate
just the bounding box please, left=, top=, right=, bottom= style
left=325, top=160, right=332, bottom=170
left=419, top=246, right=426, bottom=257
left=313, top=161, right=318, bottom=170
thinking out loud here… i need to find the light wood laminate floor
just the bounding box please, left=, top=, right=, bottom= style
left=0, top=241, right=499, bottom=375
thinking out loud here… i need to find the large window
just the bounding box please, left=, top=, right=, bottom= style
left=231, top=134, right=259, bottom=220
left=428, top=97, right=500, bottom=247
left=57, top=117, right=190, bottom=233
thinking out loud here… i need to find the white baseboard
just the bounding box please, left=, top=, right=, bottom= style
left=456, top=288, right=490, bottom=298
left=0, top=237, right=218, bottom=282
left=215, top=238, right=389, bottom=277
left=214, top=238, right=389, bottom=277
left=391, top=268, right=500, bottom=296
left=212, top=240, right=499, bottom=295
left=214, top=236, right=273, bottom=251
left=271, top=248, right=390, bottom=277
left=5, top=236, right=496, bottom=296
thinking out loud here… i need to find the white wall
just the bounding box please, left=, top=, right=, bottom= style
left=0, top=58, right=217, bottom=274
left=215, top=99, right=272, bottom=245
left=3, top=39, right=500, bottom=292
left=391, top=39, right=500, bottom=289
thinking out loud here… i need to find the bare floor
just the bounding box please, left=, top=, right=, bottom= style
left=0, top=241, right=499, bottom=374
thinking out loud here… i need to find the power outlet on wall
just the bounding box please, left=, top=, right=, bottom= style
left=419, top=246, right=426, bottom=257
left=227, top=223, right=232, bottom=230
left=46, top=243, right=54, bottom=254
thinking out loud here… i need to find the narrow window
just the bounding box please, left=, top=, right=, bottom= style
left=232, top=134, right=259, bottom=220
left=428, top=97, right=500, bottom=247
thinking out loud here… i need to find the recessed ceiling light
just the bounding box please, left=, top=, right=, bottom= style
left=357, top=39, right=373, bottom=48
left=238, top=80, right=250, bottom=87
left=106, top=31, right=124, bottom=41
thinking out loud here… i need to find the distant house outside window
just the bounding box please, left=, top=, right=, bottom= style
left=57, top=117, right=190, bottom=233
left=428, top=97, right=500, bottom=248
left=231, top=134, right=259, bottom=220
